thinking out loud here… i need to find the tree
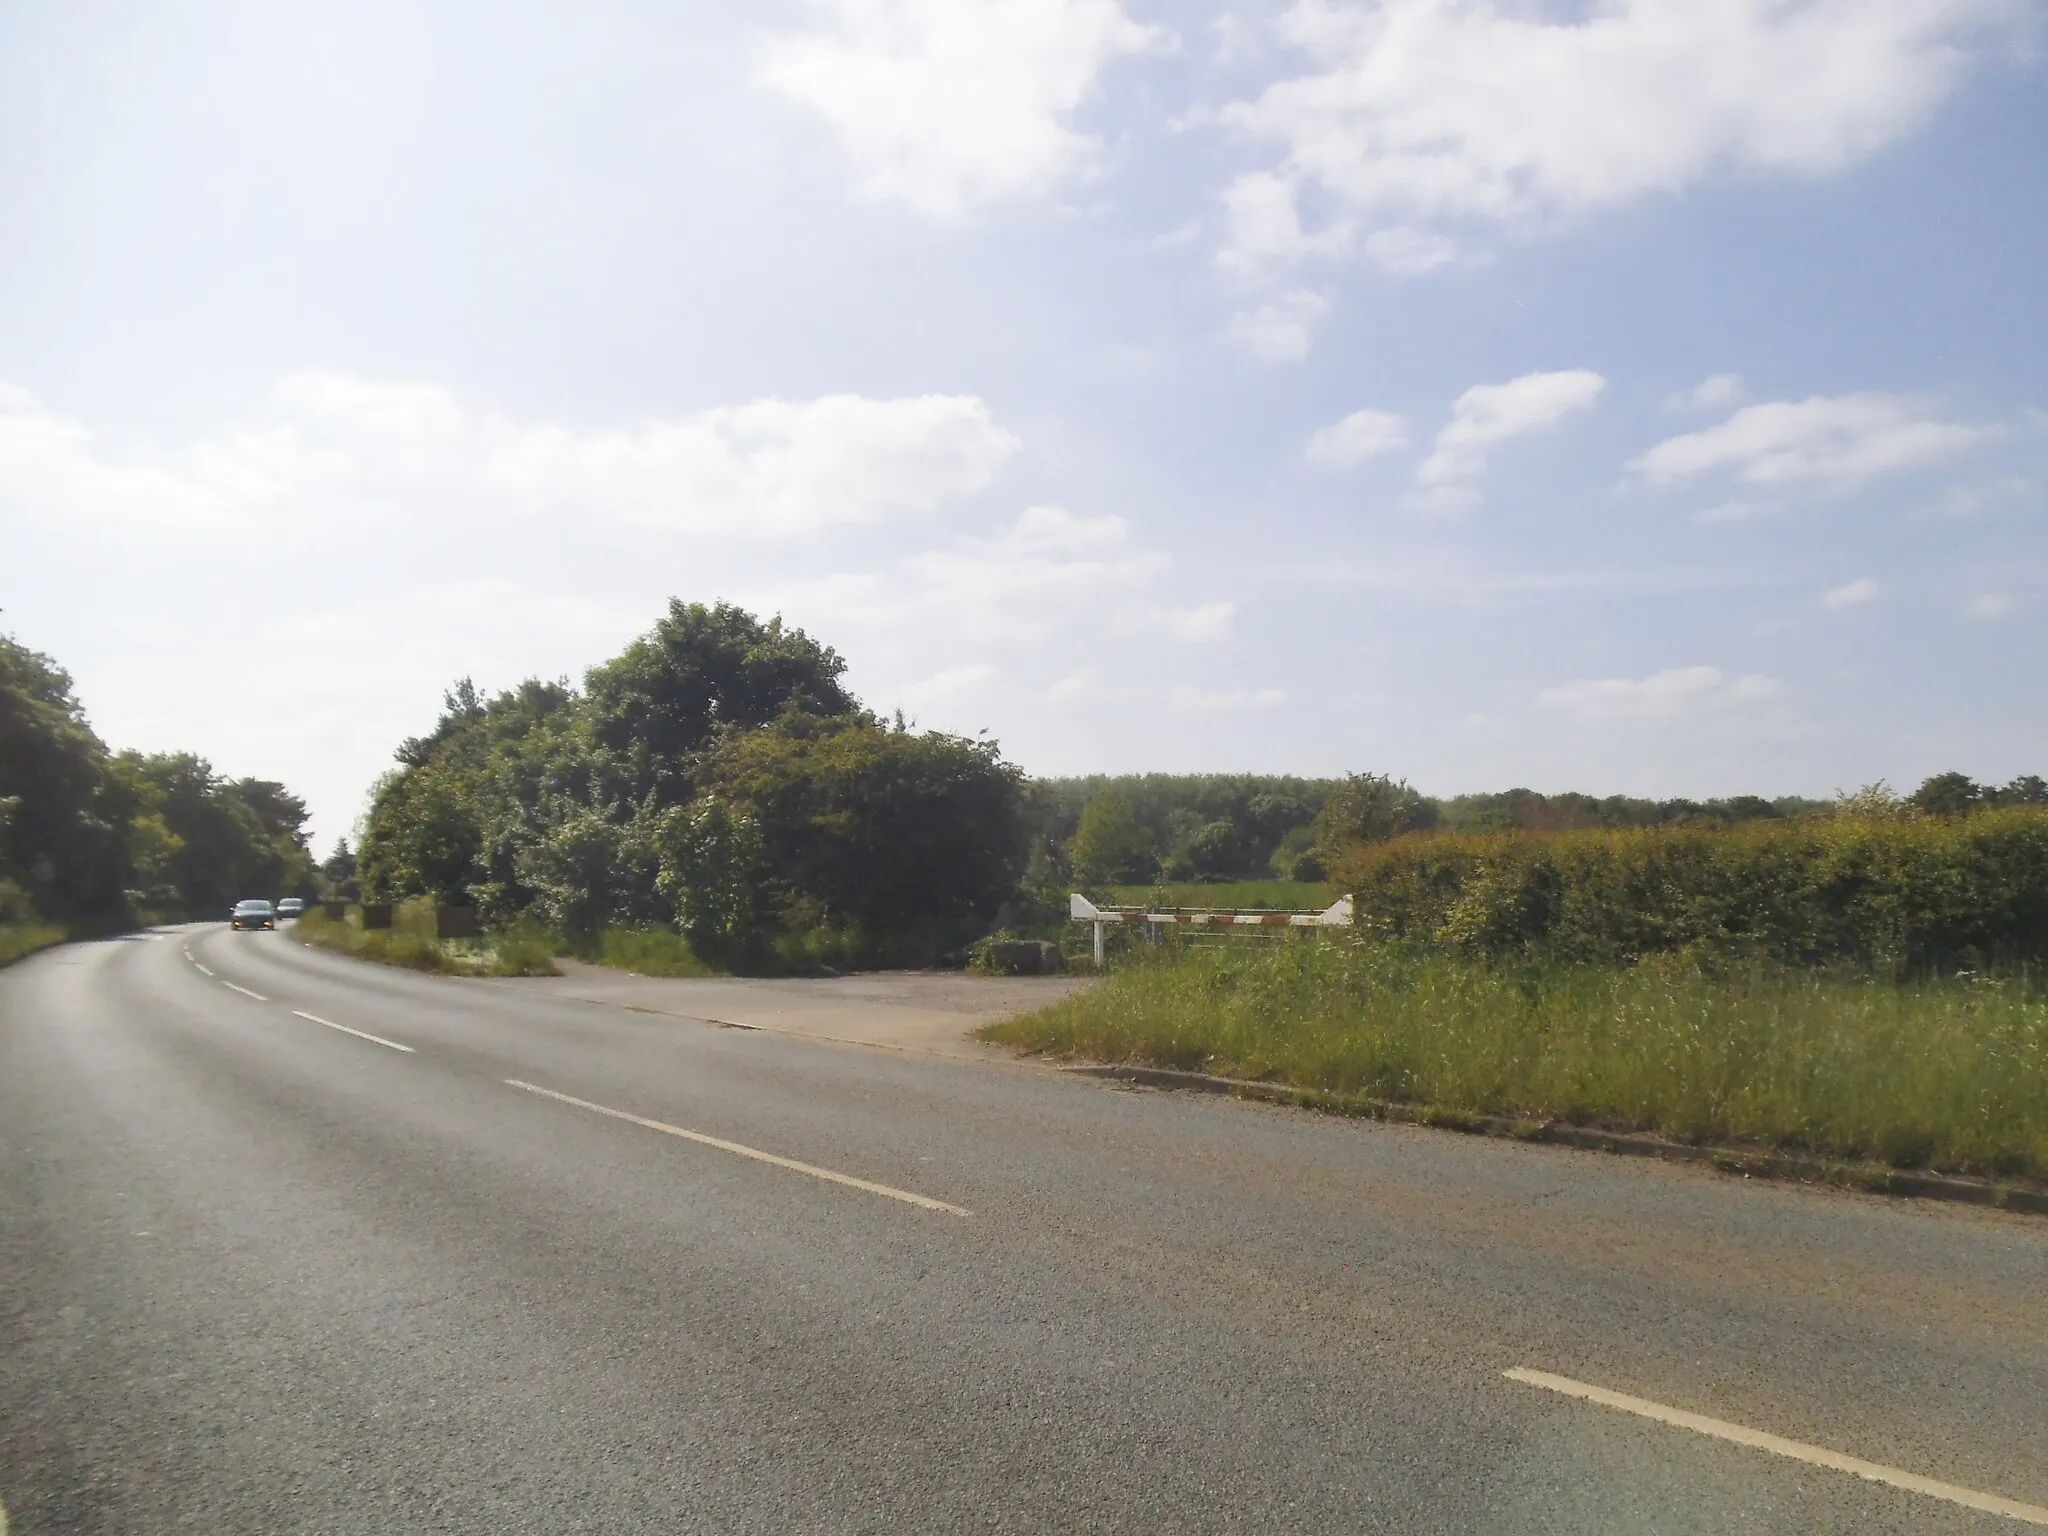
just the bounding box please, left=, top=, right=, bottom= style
left=1314, top=773, right=1439, bottom=856
left=1991, top=775, right=2048, bottom=807
left=0, top=633, right=134, bottom=921
left=359, top=765, right=484, bottom=905
left=1184, top=820, right=1246, bottom=880
left=118, top=752, right=293, bottom=913
left=322, top=839, right=359, bottom=900
left=1070, top=788, right=1156, bottom=885
left=1910, top=772, right=1982, bottom=818
left=584, top=602, right=855, bottom=810
left=226, top=779, right=312, bottom=853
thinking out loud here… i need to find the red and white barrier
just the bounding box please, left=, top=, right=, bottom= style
left=1069, top=891, right=1353, bottom=967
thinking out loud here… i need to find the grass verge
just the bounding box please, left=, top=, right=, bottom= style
left=292, top=902, right=558, bottom=977
left=0, top=922, right=67, bottom=968
left=977, top=939, right=2048, bottom=1182
left=563, top=924, right=716, bottom=978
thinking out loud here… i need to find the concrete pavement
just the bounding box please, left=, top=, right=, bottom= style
left=497, top=959, right=1092, bottom=1058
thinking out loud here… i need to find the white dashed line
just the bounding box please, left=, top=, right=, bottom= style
left=221, top=981, right=267, bottom=1002
left=291, top=1011, right=415, bottom=1053
left=504, top=1079, right=969, bottom=1216
left=1505, top=1368, right=2048, bottom=1526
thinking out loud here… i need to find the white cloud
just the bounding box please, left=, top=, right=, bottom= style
left=0, top=376, right=1020, bottom=540
left=1224, top=289, right=1330, bottom=361
left=1306, top=407, right=1408, bottom=467
left=1045, top=667, right=1098, bottom=702
left=1668, top=372, right=1752, bottom=413
left=0, top=385, right=253, bottom=526
left=489, top=393, right=1019, bottom=535
left=899, top=661, right=998, bottom=704
left=1537, top=664, right=1781, bottom=721
left=1965, top=592, right=2016, bottom=620
left=1167, top=684, right=1288, bottom=711
left=1822, top=576, right=1880, bottom=608
left=1931, top=474, right=2033, bottom=517
left=1416, top=368, right=1606, bottom=499
left=1221, top=0, right=2013, bottom=272
left=759, top=0, right=1164, bottom=218
left=1631, top=391, right=1993, bottom=494
left=769, top=505, right=1236, bottom=650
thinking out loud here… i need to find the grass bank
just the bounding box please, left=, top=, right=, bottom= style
left=979, top=939, right=2048, bottom=1181
left=0, top=921, right=67, bottom=968
left=292, top=902, right=558, bottom=977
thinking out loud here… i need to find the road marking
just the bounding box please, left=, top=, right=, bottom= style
left=504, top=1079, right=969, bottom=1216
left=291, top=1011, right=415, bottom=1054
left=1504, top=1368, right=2048, bottom=1526
left=186, top=953, right=215, bottom=976
left=222, top=981, right=267, bottom=1002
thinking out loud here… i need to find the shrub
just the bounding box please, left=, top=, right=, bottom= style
left=1327, top=808, right=2048, bottom=975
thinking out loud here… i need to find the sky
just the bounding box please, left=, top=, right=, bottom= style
left=2, top=0, right=2044, bottom=851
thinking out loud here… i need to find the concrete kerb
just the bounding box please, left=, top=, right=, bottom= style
left=1063, top=1063, right=2048, bottom=1218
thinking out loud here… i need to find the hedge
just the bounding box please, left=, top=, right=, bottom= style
left=1325, top=809, right=2048, bottom=975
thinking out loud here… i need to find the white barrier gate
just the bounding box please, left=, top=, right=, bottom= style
left=1069, top=891, right=1354, bottom=968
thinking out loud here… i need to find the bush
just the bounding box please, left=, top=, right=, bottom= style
left=1327, top=809, right=2048, bottom=976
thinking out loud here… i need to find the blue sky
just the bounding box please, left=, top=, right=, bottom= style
left=2, top=0, right=2043, bottom=849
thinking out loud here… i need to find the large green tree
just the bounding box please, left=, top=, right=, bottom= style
left=118, top=752, right=311, bottom=914
left=585, top=601, right=855, bottom=811
left=0, top=634, right=134, bottom=920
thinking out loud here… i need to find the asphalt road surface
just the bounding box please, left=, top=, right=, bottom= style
left=2, top=927, right=2043, bottom=1533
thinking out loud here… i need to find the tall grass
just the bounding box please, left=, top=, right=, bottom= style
left=292, top=901, right=558, bottom=977
left=981, top=939, right=2048, bottom=1180
left=0, top=921, right=67, bottom=968
left=560, top=924, right=715, bottom=978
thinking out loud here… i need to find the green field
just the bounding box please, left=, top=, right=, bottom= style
left=1104, top=880, right=1337, bottom=911
left=980, top=938, right=2048, bottom=1181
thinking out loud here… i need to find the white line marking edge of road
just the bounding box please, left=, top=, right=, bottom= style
left=222, top=981, right=266, bottom=1001
left=504, top=1079, right=969, bottom=1216
left=1504, top=1367, right=2048, bottom=1526
left=291, top=1011, right=416, bottom=1054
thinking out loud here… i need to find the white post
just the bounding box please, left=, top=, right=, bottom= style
left=1071, top=893, right=1109, bottom=971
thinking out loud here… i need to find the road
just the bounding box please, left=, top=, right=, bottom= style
left=1, top=926, right=2043, bottom=1533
